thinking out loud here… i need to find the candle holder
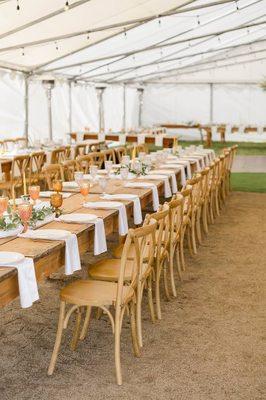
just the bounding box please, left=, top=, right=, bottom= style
left=50, top=193, right=63, bottom=217
left=79, top=180, right=90, bottom=204
left=52, top=180, right=63, bottom=193
left=17, top=202, right=32, bottom=233
left=29, top=185, right=40, bottom=205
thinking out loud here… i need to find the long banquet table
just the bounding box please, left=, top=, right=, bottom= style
left=0, top=178, right=167, bottom=308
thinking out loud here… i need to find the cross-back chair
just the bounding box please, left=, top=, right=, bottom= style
left=42, top=164, right=64, bottom=190
left=74, top=143, right=87, bottom=158
left=101, top=148, right=116, bottom=163
left=61, top=159, right=78, bottom=181
left=0, top=154, right=31, bottom=197
left=29, top=151, right=46, bottom=186
left=50, top=147, right=67, bottom=164
left=115, top=146, right=127, bottom=163
left=48, top=219, right=157, bottom=385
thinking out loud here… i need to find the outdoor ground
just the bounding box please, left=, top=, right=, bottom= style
left=0, top=191, right=265, bottom=400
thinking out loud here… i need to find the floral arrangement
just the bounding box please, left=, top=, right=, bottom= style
left=114, top=163, right=148, bottom=176
left=0, top=208, right=21, bottom=231
left=29, top=206, right=54, bottom=228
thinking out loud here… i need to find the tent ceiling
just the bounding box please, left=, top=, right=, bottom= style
left=0, top=0, right=265, bottom=83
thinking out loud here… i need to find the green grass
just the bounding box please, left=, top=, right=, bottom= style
left=231, top=173, right=266, bottom=193
left=179, top=141, right=266, bottom=156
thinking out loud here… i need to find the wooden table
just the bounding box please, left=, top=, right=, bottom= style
left=0, top=179, right=165, bottom=308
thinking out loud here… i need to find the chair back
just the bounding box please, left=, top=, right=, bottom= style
left=42, top=164, right=64, bottom=190
left=11, top=154, right=31, bottom=192
left=62, top=159, right=78, bottom=181
left=115, top=146, right=126, bottom=163
left=181, top=186, right=192, bottom=216
left=74, top=143, right=87, bottom=158
left=50, top=147, right=66, bottom=164
left=168, top=194, right=184, bottom=243
left=29, top=151, right=45, bottom=185
left=15, top=137, right=27, bottom=149
left=149, top=205, right=170, bottom=261
left=101, top=149, right=116, bottom=163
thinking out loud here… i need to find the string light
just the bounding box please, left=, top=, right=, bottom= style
left=21, top=47, right=25, bottom=56
left=64, top=1, right=70, bottom=11
left=158, top=18, right=161, bottom=26
left=235, top=1, right=239, bottom=10
left=16, top=0, right=20, bottom=11
left=55, top=42, right=59, bottom=50
left=124, top=28, right=127, bottom=38
left=197, top=15, right=201, bottom=25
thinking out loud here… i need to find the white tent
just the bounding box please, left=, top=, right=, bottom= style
left=0, top=0, right=265, bottom=141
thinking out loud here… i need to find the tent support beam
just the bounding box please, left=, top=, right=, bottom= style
left=96, top=87, right=106, bottom=132
left=68, top=81, right=72, bottom=133
left=24, top=75, right=29, bottom=143
left=1, top=0, right=238, bottom=54
left=137, top=88, right=144, bottom=128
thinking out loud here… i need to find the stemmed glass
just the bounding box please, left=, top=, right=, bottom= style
left=98, top=177, right=108, bottom=195
left=120, top=166, right=129, bottom=181
left=52, top=180, right=63, bottom=193
left=104, top=160, right=113, bottom=176
left=0, top=196, right=8, bottom=218
left=74, top=171, right=84, bottom=186
left=17, top=201, right=32, bottom=232
left=121, top=155, right=130, bottom=166
left=50, top=193, right=63, bottom=217
left=28, top=185, right=40, bottom=205
left=89, top=165, right=98, bottom=181
left=79, top=180, right=90, bottom=204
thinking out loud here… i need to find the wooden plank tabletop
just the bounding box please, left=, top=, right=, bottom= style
left=0, top=178, right=166, bottom=308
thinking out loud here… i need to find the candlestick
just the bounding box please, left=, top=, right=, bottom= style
left=11, top=184, right=16, bottom=211
left=23, top=171, right=27, bottom=195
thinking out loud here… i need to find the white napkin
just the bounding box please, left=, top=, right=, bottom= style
left=19, top=229, right=81, bottom=276
left=165, top=159, right=192, bottom=179
left=159, top=164, right=186, bottom=187
left=101, top=194, right=142, bottom=225
left=83, top=201, right=128, bottom=236
left=155, top=135, right=164, bottom=147
left=138, top=175, right=172, bottom=198
left=124, top=182, right=159, bottom=211
left=148, top=170, right=177, bottom=193
left=0, top=257, right=39, bottom=308
left=39, top=191, right=73, bottom=198
left=119, top=134, right=127, bottom=145
left=56, top=214, right=107, bottom=256
left=98, top=133, right=105, bottom=141
left=137, top=134, right=146, bottom=144
left=180, top=157, right=201, bottom=171
left=62, top=181, right=79, bottom=189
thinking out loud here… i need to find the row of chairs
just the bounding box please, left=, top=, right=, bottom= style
left=47, top=145, right=238, bottom=385
left=0, top=137, right=27, bottom=151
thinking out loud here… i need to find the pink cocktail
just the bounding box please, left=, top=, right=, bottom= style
left=17, top=203, right=32, bottom=232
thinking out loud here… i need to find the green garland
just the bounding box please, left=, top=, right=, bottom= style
left=0, top=205, right=54, bottom=231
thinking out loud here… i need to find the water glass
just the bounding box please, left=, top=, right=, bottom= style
left=120, top=166, right=129, bottom=180
left=99, top=177, right=108, bottom=194
left=104, top=160, right=113, bottom=175
left=89, top=165, right=98, bottom=180
left=74, top=171, right=84, bottom=186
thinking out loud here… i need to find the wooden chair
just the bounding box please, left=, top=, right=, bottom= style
left=64, top=145, right=72, bottom=159
left=0, top=154, right=31, bottom=197
left=88, top=217, right=157, bottom=348
left=42, top=164, right=64, bottom=190
left=48, top=221, right=157, bottom=385
left=101, top=148, right=116, bottom=163
left=29, top=151, right=46, bottom=186
left=180, top=186, right=193, bottom=271
left=74, top=143, right=87, bottom=158
left=115, top=146, right=126, bottom=163
left=76, top=152, right=104, bottom=173
left=186, top=174, right=202, bottom=254
left=50, top=147, right=67, bottom=164
left=61, top=159, right=78, bottom=181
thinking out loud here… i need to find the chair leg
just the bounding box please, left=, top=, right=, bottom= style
left=114, top=318, right=122, bottom=385
left=180, top=229, right=186, bottom=271
left=130, top=301, right=140, bottom=357
left=79, top=306, right=92, bottom=340
left=191, top=215, right=197, bottom=255
left=70, top=308, right=82, bottom=351
left=187, top=226, right=194, bottom=257
left=163, top=256, right=171, bottom=301
left=48, top=301, right=66, bottom=376
left=155, top=261, right=162, bottom=320
left=169, top=248, right=177, bottom=297
left=196, top=211, right=202, bottom=245
left=147, top=275, right=156, bottom=323
left=215, top=188, right=220, bottom=217
left=202, top=201, right=208, bottom=234
left=175, top=244, right=182, bottom=281
left=136, top=285, right=144, bottom=348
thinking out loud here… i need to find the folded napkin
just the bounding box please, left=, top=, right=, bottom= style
left=83, top=201, right=128, bottom=235
left=62, top=181, right=79, bottom=189
left=148, top=170, right=177, bottom=193
left=138, top=175, right=172, bottom=198
left=56, top=214, right=107, bottom=256
left=180, top=157, right=201, bottom=171
left=39, top=191, right=73, bottom=198
left=155, top=135, right=164, bottom=147
left=124, top=182, right=159, bottom=211
left=137, top=134, right=146, bottom=144
left=165, top=159, right=192, bottom=179
left=101, top=194, right=142, bottom=225
left=0, top=257, right=39, bottom=308
left=159, top=164, right=186, bottom=186
left=19, top=229, right=81, bottom=276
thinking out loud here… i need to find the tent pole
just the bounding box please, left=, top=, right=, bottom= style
left=123, top=84, right=126, bottom=132
left=68, top=81, right=72, bottom=133
left=45, top=87, right=53, bottom=141
left=24, top=75, right=29, bottom=144
left=210, top=83, right=214, bottom=124
left=137, top=88, right=144, bottom=128
left=96, top=87, right=105, bottom=132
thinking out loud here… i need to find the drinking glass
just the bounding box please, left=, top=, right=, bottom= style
left=99, top=177, right=108, bottom=195
left=121, top=155, right=130, bottom=166
left=74, top=171, right=84, bottom=186
left=17, top=202, right=32, bottom=232
left=28, top=185, right=40, bottom=205
left=0, top=196, right=8, bottom=217
left=89, top=165, right=98, bottom=181
left=52, top=180, right=63, bottom=193
left=104, top=160, right=113, bottom=175
left=50, top=193, right=63, bottom=217
left=120, top=166, right=129, bottom=181
left=79, top=180, right=90, bottom=204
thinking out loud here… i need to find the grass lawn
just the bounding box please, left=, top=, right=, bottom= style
left=231, top=173, right=266, bottom=193
left=179, top=141, right=266, bottom=156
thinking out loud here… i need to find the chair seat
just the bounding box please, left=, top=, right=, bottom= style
left=60, top=279, right=134, bottom=306
left=89, top=259, right=136, bottom=281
